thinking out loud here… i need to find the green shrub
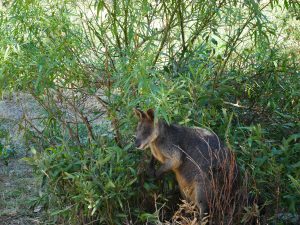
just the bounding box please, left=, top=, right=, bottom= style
left=24, top=145, right=147, bottom=224
left=1, top=0, right=299, bottom=224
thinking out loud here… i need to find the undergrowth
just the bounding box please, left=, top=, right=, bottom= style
left=0, top=0, right=299, bottom=224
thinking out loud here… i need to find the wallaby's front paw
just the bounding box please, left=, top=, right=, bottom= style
left=146, top=168, right=156, bottom=178
left=155, top=171, right=163, bottom=180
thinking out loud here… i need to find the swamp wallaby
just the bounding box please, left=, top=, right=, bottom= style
left=134, top=108, right=238, bottom=217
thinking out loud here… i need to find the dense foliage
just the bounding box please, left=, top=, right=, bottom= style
left=0, top=0, right=299, bottom=224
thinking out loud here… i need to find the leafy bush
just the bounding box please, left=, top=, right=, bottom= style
left=1, top=0, right=299, bottom=224
left=24, top=145, right=146, bottom=224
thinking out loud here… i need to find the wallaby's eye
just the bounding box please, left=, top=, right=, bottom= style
left=141, top=125, right=152, bottom=137
left=142, top=130, right=148, bottom=137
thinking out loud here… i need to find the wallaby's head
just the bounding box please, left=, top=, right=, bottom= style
left=133, top=108, right=157, bottom=149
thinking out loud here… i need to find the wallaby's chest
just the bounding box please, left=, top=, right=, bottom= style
left=149, top=143, right=166, bottom=163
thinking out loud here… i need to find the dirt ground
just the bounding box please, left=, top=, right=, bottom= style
left=0, top=159, right=42, bottom=225
left=0, top=94, right=43, bottom=225
left=0, top=92, right=107, bottom=225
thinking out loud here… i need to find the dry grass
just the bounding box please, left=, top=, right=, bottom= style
left=0, top=159, right=43, bottom=225
left=0, top=94, right=44, bottom=224
left=165, top=200, right=209, bottom=225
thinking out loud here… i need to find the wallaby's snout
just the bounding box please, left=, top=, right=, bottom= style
left=135, top=138, right=142, bottom=148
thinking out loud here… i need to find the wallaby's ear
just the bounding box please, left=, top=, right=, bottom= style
left=133, top=108, right=145, bottom=120
left=146, top=109, right=155, bottom=121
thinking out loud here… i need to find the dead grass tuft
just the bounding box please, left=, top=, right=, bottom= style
left=165, top=200, right=209, bottom=225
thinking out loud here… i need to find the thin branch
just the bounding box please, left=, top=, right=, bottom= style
left=178, top=0, right=186, bottom=56
left=153, top=2, right=178, bottom=65
left=223, top=101, right=248, bottom=109
left=214, top=2, right=271, bottom=87
left=56, top=89, right=95, bottom=142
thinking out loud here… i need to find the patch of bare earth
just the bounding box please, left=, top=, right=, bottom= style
left=0, top=92, right=107, bottom=224
left=0, top=159, right=42, bottom=225
left=0, top=94, right=44, bottom=225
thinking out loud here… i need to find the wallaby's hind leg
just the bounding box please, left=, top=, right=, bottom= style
left=195, top=183, right=208, bottom=219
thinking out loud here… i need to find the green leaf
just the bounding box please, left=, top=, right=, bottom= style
left=105, top=180, right=116, bottom=189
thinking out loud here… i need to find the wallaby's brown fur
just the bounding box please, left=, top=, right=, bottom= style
left=134, top=108, right=238, bottom=218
